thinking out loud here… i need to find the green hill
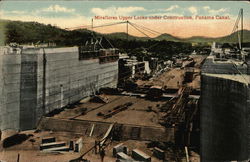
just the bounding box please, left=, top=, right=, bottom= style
left=104, top=32, right=148, bottom=41
left=154, top=33, right=181, bottom=42
left=2, top=20, right=94, bottom=46
left=105, top=30, right=250, bottom=43
left=154, top=30, right=250, bottom=43
left=0, top=20, right=8, bottom=46
left=216, top=30, right=250, bottom=43
left=182, top=36, right=216, bottom=43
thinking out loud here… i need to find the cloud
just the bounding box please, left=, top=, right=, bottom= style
left=0, top=10, right=87, bottom=29
left=1, top=5, right=77, bottom=19
left=203, top=6, right=228, bottom=15
left=0, top=4, right=89, bottom=29
left=40, top=5, right=75, bottom=13
left=0, top=10, right=3, bottom=17
left=165, top=5, right=179, bottom=11
left=91, top=6, right=146, bottom=15
left=0, top=10, right=27, bottom=15
left=208, top=8, right=228, bottom=14
left=9, top=10, right=27, bottom=14
left=203, top=6, right=210, bottom=10
left=148, top=12, right=183, bottom=17
left=188, top=6, right=198, bottom=15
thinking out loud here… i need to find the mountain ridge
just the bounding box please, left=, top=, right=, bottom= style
left=1, top=19, right=249, bottom=44
left=106, top=30, right=250, bottom=43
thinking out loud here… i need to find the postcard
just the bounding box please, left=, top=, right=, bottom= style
left=0, top=1, right=249, bottom=162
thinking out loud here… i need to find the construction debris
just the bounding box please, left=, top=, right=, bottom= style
left=41, top=137, right=56, bottom=144
left=159, top=86, right=192, bottom=127
left=40, top=141, right=69, bottom=152
left=40, top=137, right=85, bottom=153
left=2, top=134, right=31, bottom=148
left=97, top=102, right=133, bottom=119
left=113, top=143, right=128, bottom=157
left=146, top=86, right=163, bottom=99
left=132, top=149, right=151, bottom=162
left=116, top=152, right=134, bottom=162
left=90, top=95, right=109, bottom=103
left=75, top=138, right=83, bottom=152
left=100, top=123, right=115, bottom=146
left=89, top=124, right=95, bottom=137
left=185, top=146, right=190, bottom=162
left=153, top=147, right=165, bottom=160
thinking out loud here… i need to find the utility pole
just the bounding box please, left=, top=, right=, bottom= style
left=17, top=153, right=20, bottom=162
left=92, top=18, right=94, bottom=30
left=126, top=21, right=129, bottom=42
left=42, top=48, right=47, bottom=115
left=241, top=8, right=243, bottom=50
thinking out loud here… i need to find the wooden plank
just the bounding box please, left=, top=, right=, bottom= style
left=89, top=124, right=95, bottom=137
left=100, top=123, right=114, bottom=146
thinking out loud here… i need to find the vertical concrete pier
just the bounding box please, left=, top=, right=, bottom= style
left=201, top=56, right=249, bottom=161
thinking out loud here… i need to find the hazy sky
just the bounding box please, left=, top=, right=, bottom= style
left=0, top=1, right=250, bottom=38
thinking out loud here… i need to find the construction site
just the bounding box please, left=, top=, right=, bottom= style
left=0, top=36, right=205, bottom=161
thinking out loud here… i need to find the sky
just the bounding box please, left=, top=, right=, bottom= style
left=0, top=1, right=250, bottom=38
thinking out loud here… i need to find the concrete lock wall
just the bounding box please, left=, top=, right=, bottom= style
left=201, top=74, right=249, bottom=161
left=0, top=46, right=118, bottom=132
left=0, top=47, right=21, bottom=133
left=20, top=50, right=39, bottom=130
left=202, top=57, right=247, bottom=74
left=37, top=117, right=174, bottom=142
left=38, top=47, right=118, bottom=116
left=0, top=47, right=3, bottom=132
left=248, top=84, right=250, bottom=160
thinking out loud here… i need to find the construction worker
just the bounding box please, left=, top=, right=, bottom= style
left=94, top=140, right=99, bottom=154
left=99, top=147, right=105, bottom=162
